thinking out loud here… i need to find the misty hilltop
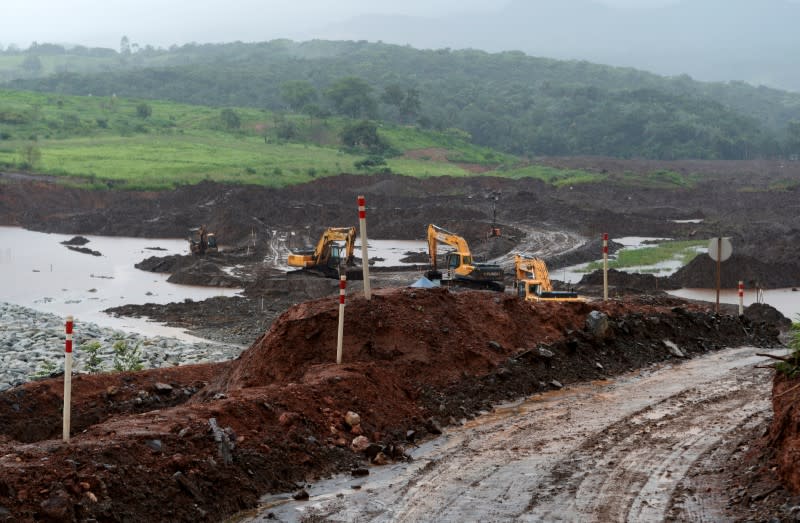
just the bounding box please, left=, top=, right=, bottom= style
left=311, top=0, right=800, bottom=92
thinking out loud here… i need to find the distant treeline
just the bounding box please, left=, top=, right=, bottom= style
left=4, top=39, right=800, bottom=160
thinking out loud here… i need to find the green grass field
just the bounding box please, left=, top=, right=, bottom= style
left=0, top=88, right=644, bottom=190
left=580, top=239, right=706, bottom=273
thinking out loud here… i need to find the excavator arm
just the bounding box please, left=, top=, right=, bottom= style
left=514, top=255, right=582, bottom=302
left=288, top=226, right=356, bottom=270
left=514, top=255, right=553, bottom=292
left=427, top=224, right=472, bottom=271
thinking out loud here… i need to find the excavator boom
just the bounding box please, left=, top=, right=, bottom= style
left=287, top=226, right=357, bottom=277
left=426, top=224, right=503, bottom=290
left=514, top=255, right=582, bottom=302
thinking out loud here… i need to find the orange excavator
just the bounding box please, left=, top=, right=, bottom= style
left=514, top=255, right=582, bottom=302
left=287, top=226, right=357, bottom=278
left=426, top=224, right=504, bottom=291
left=189, top=225, right=218, bottom=255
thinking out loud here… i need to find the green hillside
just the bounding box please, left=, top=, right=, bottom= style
left=4, top=40, right=800, bottom=161
left=0, top=89, right=532, bottom=190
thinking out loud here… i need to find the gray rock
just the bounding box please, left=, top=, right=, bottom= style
left=536, top=347, right=554, bottom=359
left=663, top=339, right=686, bottom=358
left=585, top=311, right=609, bottom=338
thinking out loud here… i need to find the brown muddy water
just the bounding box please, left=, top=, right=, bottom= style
left=0, top=226, right=240, bottom=339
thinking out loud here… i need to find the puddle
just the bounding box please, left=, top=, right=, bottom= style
left=558, top=236, right=680, bottom=283
left=668, top=287, right=800, bottom=319
left=356, top=239, right=427, bottom=267
left=0, top=226, right=241, bottom=339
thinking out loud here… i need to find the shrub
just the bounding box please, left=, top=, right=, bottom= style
left=112, top=340, right=143, bottom=372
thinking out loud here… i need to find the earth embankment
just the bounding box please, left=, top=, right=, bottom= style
left=0, top=288, right=784, bottom=522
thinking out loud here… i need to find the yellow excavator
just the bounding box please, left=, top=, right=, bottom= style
left=426, top=224, right=504, bottom=291
left=287, top=226, right=357, bottom=278
left=189, top=225, right=218, bottom=255
left=514, top=255, right=583, bottom=302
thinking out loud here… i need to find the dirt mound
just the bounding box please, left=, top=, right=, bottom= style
left=669, top=253, right=800, bottom=289
left=166, top=259, right=241, bottom=287
left=546, top=238, right=624, bottom=269
left=770, top=372, right=800, bottom=493
left=0, top=289, right=785, bottom=522
left=205, top=288, right=592, bottom=393
left=60, top=236, right=90, bottom=246
left=744, top=303, right=793, bottom=330
left=577, top=268, right=678, bottom=293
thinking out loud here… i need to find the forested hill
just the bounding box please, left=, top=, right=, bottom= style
left=4, top=39, right=800, bottom=160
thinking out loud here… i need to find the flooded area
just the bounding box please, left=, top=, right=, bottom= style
left=558, top=236, right=678, bottom=283
left=248, top=346, right=786, bottom=522
left=0, top=226, right=241, bottom=339
left=358, top=239, right=426, bottom=266
left=669, top=287, right=800, bottom=320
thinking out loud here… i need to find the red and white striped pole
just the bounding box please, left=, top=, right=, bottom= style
left=336, top=275, right=347, bottom=364
left=602, top=233, right=609, bottom=301
left=738, top=280, right=744, bottom=316
left=357, top=195, right=371, bottom=300
left=63, top=315, right=73, bottom=442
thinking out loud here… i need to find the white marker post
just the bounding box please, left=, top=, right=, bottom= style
left=738, top=280, right=744, bottom=316
left=63, top=315, right=74, bottom=443
left=357, top=195, right=371, bottom=300
left=336, top=275, right=347, bottom=364
left=603, top=233, right=609, bottom=301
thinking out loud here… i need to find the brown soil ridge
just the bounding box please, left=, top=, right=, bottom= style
left=0, top=289, right=784, bottom=522
left=770, top=372, right=800, bottom=493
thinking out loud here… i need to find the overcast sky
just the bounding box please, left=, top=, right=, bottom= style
left=2, top=0, right=685, bottom=50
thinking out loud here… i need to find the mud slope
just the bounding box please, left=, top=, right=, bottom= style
left=0, top=289, right=783, bottom=522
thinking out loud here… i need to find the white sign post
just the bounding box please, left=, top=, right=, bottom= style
left=707, top=237, right=733, bottom=313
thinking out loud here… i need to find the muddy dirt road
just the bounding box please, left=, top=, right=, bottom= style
left=257, top=346, right=786, bottom=522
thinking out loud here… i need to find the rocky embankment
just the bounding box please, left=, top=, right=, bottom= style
left=0, top=302, right=245, bottom=392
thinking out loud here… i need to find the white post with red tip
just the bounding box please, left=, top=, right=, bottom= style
left=357, top=195, right=371, bottom=300
left=336, top=275, right=346, bottom=364
left=63, top=315, right=73, bottom=442
left=738, top=280, right=744, bottom=316
left=603, top=233, right=609, bottom=301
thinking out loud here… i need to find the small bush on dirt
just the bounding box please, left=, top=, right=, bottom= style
left=776, top=318, right=800, bottom=378
left=82, top=340, right=104, bottom=373
left=30, top=359, right=59, bottom=380
left=112, top=340, right=144, bottom=372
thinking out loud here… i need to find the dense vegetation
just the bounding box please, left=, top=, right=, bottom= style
left=3, top=40, right=800, bottom=160
left=1, top=89, right=612, bottom=190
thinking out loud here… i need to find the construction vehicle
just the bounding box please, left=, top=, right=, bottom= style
left=189, top=225, right=218, bottom=255
left=426, top=224, right=504, bottom=291
left=287, top=226, right=357, bottom=278
left=514, top=255, right=583, bottom=302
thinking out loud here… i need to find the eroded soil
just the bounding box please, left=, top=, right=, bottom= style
left=0, top=160, right=798, bottom=522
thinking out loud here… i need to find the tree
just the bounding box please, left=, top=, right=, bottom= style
left=325, top=77, right=377, bottom=119
left=220, top=108, right=241, bottom=130
left=340, top=120, right=388, bottom=153
left=382, top=84, right=421, bottom=124
left=21, top=55, right=43, bottom=75
left=135, top=102, right=152, bottom=119
left=281, top=80, right=317, bottom=112
left=19, top=142, right=41, bottom=170
left=787, top=120, right=800, bottom=155
left=120, top=35, right=131, bottom=56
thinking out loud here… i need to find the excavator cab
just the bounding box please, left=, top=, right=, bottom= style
left=189, top=226, right=218, bottom=255
left=426, top=224, right=504, bottom=290
left=287, top=226, right=357, bottom=278
left=328, top=243, right=348, bottom=270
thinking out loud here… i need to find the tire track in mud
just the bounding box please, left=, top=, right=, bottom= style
left=490, top=225, right=586, bottom=275
left=524, top=373, right=770, bottom=522
left=259, top=347, right=782, bottom=523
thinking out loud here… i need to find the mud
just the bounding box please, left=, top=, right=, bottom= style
left=0, top=290, right=786, bottom=522
left=1, top=160, right=799, bottom=521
